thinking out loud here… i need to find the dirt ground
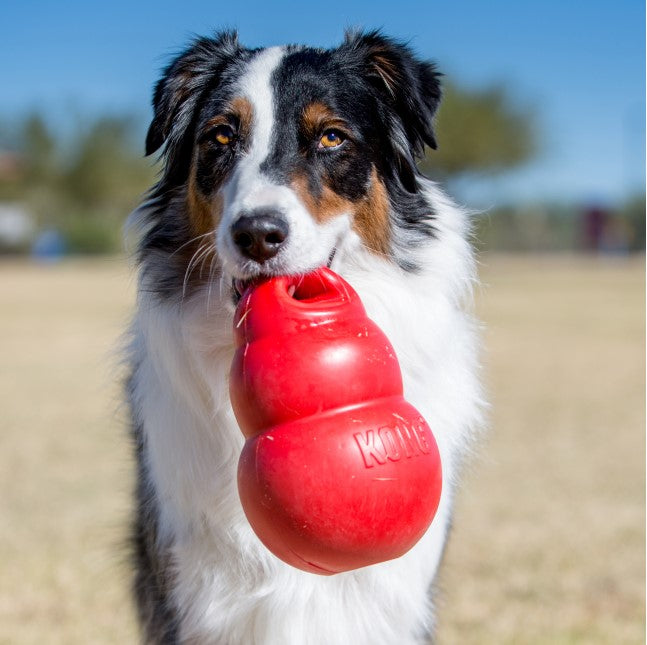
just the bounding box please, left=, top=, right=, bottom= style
left=0, top=254, right=644, bottom=644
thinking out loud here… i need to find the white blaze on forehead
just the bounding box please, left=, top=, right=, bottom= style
left=217, top=45, right=348, bottom=280
left=236, top=46, right=284, bottom=172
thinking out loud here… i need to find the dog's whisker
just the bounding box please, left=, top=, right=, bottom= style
left=170, top=231, right=214, bottom=259
left=197, top=244, right=212, bottom=281
left=206, top=253, right=219, bottom=314
left=182, top=247, right=206, bottom=298
left=182, top=241, right=214, bottom=300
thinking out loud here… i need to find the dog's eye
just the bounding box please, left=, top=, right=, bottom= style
left=319, top=129, right=345, bottom=149
left=213, top=124, right=236, bottom=146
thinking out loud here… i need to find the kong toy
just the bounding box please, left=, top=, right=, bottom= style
left=230, top=267, right=442, bottom=574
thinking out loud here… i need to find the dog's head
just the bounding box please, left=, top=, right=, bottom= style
left=141, top=31, right=442, bottom=299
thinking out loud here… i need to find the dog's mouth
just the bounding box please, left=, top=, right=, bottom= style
left=232, top=278, right=255, bottom=303
left=231, top=248, right=337, bottom=304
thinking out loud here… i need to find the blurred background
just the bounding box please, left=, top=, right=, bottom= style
left=0, top=1, right=644, bottom=643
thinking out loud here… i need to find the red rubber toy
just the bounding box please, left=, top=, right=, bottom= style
left=230, top=267, right=442, bottom=575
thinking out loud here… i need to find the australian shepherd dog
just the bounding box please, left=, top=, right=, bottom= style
left=126, top=29, right=484, bottom=645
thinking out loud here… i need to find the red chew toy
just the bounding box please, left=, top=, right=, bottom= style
left=230, top=267, right=442, bottom=574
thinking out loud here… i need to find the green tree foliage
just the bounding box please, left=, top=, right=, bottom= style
left=63, top=117, right=154, bottom=212
left=0, top=114, right=156, bottom=253
left=619, top=193, right=646, bottom=251
left=420, top=82, right=537, bottom=180
left=22, top=114, right=57, bottom=184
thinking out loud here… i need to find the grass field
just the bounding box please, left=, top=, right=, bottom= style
left=0, top=255, right=644, bottom=644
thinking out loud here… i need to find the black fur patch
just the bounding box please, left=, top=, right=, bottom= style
left=263, top=47, right=374, bottom=203
left=128, top=371, right=180, bottom=644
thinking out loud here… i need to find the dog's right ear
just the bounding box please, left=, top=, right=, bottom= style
left=145, top=31, right=242, bottom=156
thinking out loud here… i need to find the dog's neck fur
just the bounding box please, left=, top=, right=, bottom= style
left=128, top=179, right=483, bottom=644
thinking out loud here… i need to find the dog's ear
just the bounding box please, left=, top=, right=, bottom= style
left=341, top=31, right=442, bottom=191
left=343, top=30, right=442, bottom=153
left=145, top=31, right=242, bottom=157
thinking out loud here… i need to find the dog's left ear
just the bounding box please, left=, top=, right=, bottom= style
left=343, top=30, right=442, bottom=154
left=341, top=31, right=442, bottom=191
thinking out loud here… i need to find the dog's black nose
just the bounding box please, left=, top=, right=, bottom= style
left=232, top=211, right=289, bottom=263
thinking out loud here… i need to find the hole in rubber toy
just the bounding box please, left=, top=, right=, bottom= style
left=288, top=270, right=347, bottom=304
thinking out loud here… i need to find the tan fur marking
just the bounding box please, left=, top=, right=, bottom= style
left=203, top=114, right=230, bottom=129
left=229, top=96, right=253, bottom=139
left=203, top=96, right=254, bottom=140
left=302, top=102, right=335, bottom=135
left=292, top=167, right=391, bottom=256
left=188, top=96, right=252, bottom=235
left=302, top=102, right=349, bottom=138
left=181, top=171, right=221, bottom=293
left=291, top=175, right=354, bottom=224
left=187, top=168, right=223, bottom=236
left=353, top=167, right=391, bottom=256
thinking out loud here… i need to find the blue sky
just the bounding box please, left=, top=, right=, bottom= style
left=2, top=0, right=644, bottom=206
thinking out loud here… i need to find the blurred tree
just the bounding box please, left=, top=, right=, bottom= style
left=55, top=116, right=155, bottom=252
left=62, top=116, right=154, bottom=212
left=420, top=82, right=537, bottom=180
left=22, top=113, right=57, bottom=184
left=0, top=113, right=156, bottom=253
left=620, top=193, right=646, bottom=251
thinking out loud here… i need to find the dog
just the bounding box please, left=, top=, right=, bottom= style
left=126, top=29, right=484, bottom=645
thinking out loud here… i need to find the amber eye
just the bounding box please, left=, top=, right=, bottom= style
left=213, top=124, right=235, bottom=146
left=319, top=129, right=346, bottom=149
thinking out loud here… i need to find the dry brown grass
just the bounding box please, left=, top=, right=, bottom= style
left=0, top=259, right=138, bottom=644
left=437, top=255, right=646, bottom=644
left=0, top=255, right=644, bottom=644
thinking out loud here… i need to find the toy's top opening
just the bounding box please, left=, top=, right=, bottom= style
left=287, top=269, right=350, bottom=305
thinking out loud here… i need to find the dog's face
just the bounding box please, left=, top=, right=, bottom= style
left=142, top=31, right=442, bottom=299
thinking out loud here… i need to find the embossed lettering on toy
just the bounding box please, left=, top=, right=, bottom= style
left=353, top=418, right=431, bottom=468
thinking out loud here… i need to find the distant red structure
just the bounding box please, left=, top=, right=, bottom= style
left=0, top=151, right=24, bottom=182
left=581, top=205, right=608, bottom=252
